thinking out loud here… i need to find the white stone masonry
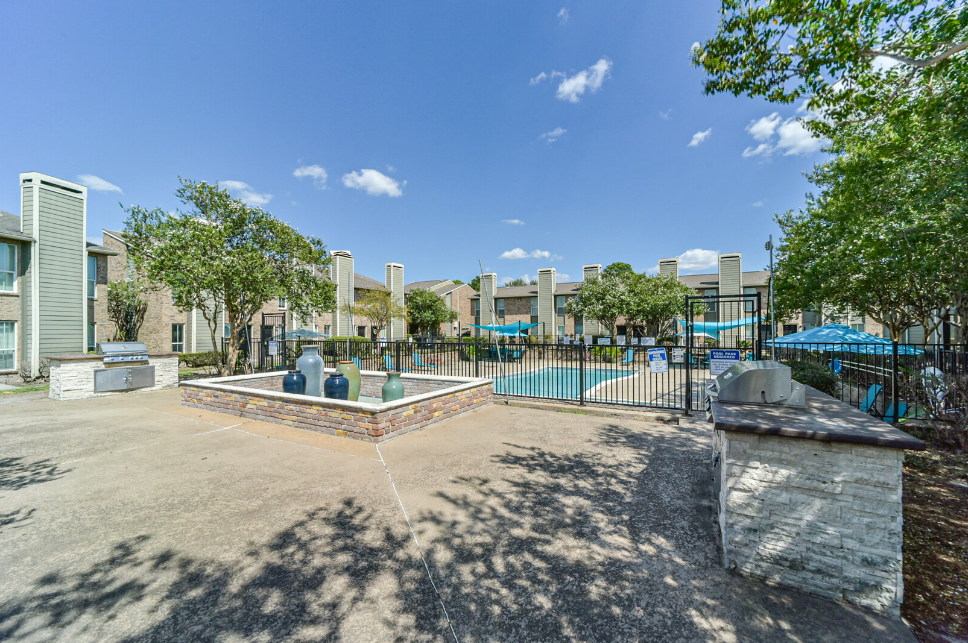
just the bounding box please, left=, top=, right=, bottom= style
left=48, top=355, right=179, bottom=401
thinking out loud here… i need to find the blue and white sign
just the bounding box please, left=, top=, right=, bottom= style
left=709, top=349, right=742, bottom=376
left=672, top=347, right=685, bottom=364
left=647, top=347, right=668, bottom=374
left=597, top=337, right=611, bottom=345
left=268, top=341, right=278, bottom=356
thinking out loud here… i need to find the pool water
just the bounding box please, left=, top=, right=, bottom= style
left=493, top=367, right=626, bottom=399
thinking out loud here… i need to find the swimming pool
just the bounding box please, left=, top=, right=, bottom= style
left=493, top=366, right=627, bottom=400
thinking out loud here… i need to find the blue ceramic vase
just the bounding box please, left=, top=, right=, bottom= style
left=296, top=346, right=324, bottom=397
left=382, top=372, right=405, bottom=403
left=283, top=370, right=307, bottom=395
left=324, top=372, right=349, bottom=400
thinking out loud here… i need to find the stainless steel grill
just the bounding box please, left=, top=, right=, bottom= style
left=97, top=342, right=150, bottom=365
left=705, top=360, right=806, bottom=408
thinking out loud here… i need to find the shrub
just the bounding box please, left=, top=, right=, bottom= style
left=782, top=360, right=838, bottom=397
left=180, top=351, right=220, bottom=369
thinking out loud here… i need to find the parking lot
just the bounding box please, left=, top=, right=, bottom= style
left=0, top=388, right=915, bottom=642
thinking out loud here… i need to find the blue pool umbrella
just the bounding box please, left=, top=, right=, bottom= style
left=773, top=324, right=924, bottom=355
left=467, top=321, right=539, bottom=335
left=272, top=328, right=328, bottom=340
left=675, top=317, right=763, bottom=340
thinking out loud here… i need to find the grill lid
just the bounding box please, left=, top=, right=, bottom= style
left=707, top=360, right=806, bottom=407
left=97, top=342, right=150, bottom=364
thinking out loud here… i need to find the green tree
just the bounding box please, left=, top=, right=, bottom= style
left=773, top=90, right=968, bottom=341
left=468, top=276, right=481, bottom=293
left=602, top=262, right=634, bottom=278
left=504, top=277, right=529, bottom=287
left=566, top=274, right=629, bottom=342
left=693, top=1, right=968, bottom=125
left=350, top=289, right=406, bottom=340
left=107, top=279, right=148, bottom=342
left=624, top=273, right=702, bottom=338
left=124, top=179, right=336, bottom=375
left=406, top=288, right=458, bottom=336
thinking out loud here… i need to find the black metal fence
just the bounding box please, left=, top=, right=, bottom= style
left=765, top=342, right=968, bottom=423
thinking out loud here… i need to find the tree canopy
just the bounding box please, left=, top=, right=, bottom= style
left=350, top=289, right=406, bottom=340
left=406, top=288, right=457, bottom=336
left=124, top=179, right=336, bottom=374
left=693, top=0, right=968, bottom=125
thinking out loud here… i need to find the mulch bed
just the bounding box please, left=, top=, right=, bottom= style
left=902, top=444, right=968, bottom=643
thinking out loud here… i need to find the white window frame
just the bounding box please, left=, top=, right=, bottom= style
left=87, top=255, right=97, bottom=299
left=556, top=295, right=566, bottom=317
left=0, top=321, right=15, bottom=371
left=496, top=298, right=505, bottom=319
left=172, top=323, right=185, bottom=353
left=0, top=242, right=16, bottom=293
left=278, top=296, right=287, bottom=309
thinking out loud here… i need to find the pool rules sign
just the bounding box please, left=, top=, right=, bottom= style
left=647, top=348, right=668, bottom=373
left=709, top=349, right=742, bottom=376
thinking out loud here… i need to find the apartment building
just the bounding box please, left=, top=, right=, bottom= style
left=403, top=279, right=476, bottom=336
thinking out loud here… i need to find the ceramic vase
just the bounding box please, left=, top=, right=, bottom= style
left=296, top=346, right=324, bottom=397
left=336, top=360, right=361, bottom=402
left=283, top=370, right=306, bottom=395
left=382, top=372, right=405, bottom=403
left=324, top=372, right=349, bottom=400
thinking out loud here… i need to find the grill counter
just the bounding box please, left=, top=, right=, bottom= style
left=97, top=342, right=150, bottom=365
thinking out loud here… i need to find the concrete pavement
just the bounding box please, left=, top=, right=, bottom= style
left=0, top=388, right=915, bottom=642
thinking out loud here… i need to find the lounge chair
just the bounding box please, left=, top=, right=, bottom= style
left=859, top=384, right=883, bottom=415
left=352, top=357, right=362, bottom=370
left=621, top=349, right=634, bottom=366
left=882, top=402, right=909, bottom=423
left=413, top=353, right=436, bottom=369
left=830, top=358, right=843, bottom=375
left=383, top=354, right=410, bottom=372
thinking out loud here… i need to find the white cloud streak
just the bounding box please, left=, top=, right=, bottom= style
left=751, top=200, right=764, bottom=207
left=77, top=175, right=122, bottom=193
left=677, top=248, right=720, bottom=273
left=222, top=180, right=272, bottom=206
left=540, top=127, right=567, bottom=143
left=557, top=7, right=569, bottom=23
left=502, top=219, right=525, bottom=225
left=293, top=164, right=328, bottom=188
left=688, top=128, right=712, bottom=147
left=499, top=248, right=562, bottom=261
left=342, top=169, right=403, bottom=197
left=742, top=106, right=827, bottom=157
left=659, top=109, right=672, bottom=120
left=555, top=57, right=612, bottom=103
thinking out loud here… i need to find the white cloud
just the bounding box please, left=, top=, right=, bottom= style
left=557, top=7, right=569, bottom=23
left=557, top=273, right=571, bottom=282
left=659, top=109, right=672, bottom=120
left=690, top=42, right=701, bottom=54
left=222, top=180, right=272, bottom=206
left=386, top=165, right=396, bottom=172
left=529, top=72, right=548, bottom=85
left=688, top=128, right=712, bottom=147
left=501, top=273, right=534, bottom=286
left=499, top=248, right=562, bottom=261
left=77, top=174, right=122, bottom=193
left=502, top=219, right=525, bottom=225
left=341, top=169, right=403, bottom=197
left=677, top=248, right=719, bottom=273
left=742, top=107, right=827, bottom=158
left=540, top=127, right=567, bottom=143
left=751, top=200, right=764, bottom=207
left=746, top=113, right=781, bottom=141
left=555, top=57, right=612, bottom=103
left=293, top=164, right=328, bottom=188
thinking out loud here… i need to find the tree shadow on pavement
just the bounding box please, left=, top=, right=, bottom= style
left=0, top=457, right=68, bottom=492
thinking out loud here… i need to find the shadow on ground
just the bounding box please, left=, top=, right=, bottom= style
left=0, top=421, right=911, bottom=642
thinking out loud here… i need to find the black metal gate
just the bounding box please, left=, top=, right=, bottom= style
left=260, top=312, right=287, bottom=372
left=684, top=293, right=763, bottom=415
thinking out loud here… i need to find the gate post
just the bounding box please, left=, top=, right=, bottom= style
left=891, top=340, right=900, bottom=423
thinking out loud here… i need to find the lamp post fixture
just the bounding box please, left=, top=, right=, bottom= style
left=765, top=236, right=776, bottom=357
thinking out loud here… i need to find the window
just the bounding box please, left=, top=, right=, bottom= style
left=744, top=287, right=758, bottom=313
left=783, top=324, right=798, bottom=336
left=556, top=295, right=565, bottom=317
left=224, top=323, right=231, bottom=339
left=575, top=322, right=584, bottom=336
left=0, top=243, right=15, bottom=292
left=496, top=298, right=505, bottom=319
left=473, top=300, right=481, bottom=319
left=530, top=297, right=538, bottom=321
left=87, top=323, right=96, bottom=352
left=0, top=321, right=15, bottom=370
left=356, top=325, right=367, bottom=337
left=324, top=324, right=332, bottom=336
left=704, top=288, right=717, bottom=313
left=87, top=256, right=97, bottom=298
left=557, top=325, right=566, bottom=337
left=278, top=296, right=287, bottom=309
left=171, top=323, right=185, bottom=353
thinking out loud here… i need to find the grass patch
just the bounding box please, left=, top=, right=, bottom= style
left=0, top=384, right=49, bottom=395
left=902, top=444, right=968, bottom=642
left=557, top=408, right=588, bottom=415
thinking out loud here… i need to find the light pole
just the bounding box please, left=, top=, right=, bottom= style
left=765, top=236, right=776, bottom=357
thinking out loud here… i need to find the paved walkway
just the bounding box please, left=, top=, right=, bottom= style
left=0, top=389, right=915, bottom=642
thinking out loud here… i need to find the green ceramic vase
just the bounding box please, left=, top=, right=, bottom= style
left=382, top=372, right=404, bottom=403
left=336, top=360, right=361, bottom=402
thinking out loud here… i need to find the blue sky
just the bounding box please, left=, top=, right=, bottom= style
left=0, top=1, right=826, bottom=285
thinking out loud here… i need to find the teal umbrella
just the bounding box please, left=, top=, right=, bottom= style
left=774, top=324, right=924, bottom=355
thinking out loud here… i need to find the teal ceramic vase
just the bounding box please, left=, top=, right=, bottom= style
left=337, top=360, right=361, bottom=402
left=382, top=372, right=404, bottom=403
